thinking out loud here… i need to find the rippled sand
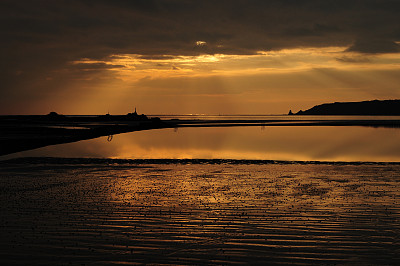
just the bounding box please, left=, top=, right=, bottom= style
left=1, top=160, right=399, bottom=265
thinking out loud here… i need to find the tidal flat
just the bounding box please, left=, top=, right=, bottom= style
left=1, top=159, right=399, bottom=265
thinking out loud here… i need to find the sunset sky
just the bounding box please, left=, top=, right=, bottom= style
left=1, top=0, right=400, bottom=115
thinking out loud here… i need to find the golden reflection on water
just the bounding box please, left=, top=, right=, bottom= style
left=8, top=126, right=400, bottom=162
left=1, top=162, right=399, bottom=264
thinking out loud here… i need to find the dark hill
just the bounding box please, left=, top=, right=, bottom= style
left=295, top=100, right=400, bottom=115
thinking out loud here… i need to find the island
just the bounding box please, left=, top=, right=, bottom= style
left=293, top=100, right=400, bottom=115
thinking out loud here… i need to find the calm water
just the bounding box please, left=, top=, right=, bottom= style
left=3, top=124, right=400, bottom=162
left=66, top=114, right=400, bottom=121
left=1, top=160, right=399, bottom=265
left=148, top=114, right=400, bottom=121
left=2, top=116, right=400, bottom=264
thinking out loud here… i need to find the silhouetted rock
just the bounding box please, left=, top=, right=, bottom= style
left=288, top=110, right=294, bottom=115
left=46, top=111, right=67, bottom=120
left=295, top=100, right=400, bottom=115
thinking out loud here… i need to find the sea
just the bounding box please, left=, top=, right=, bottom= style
left=1, top=115, right=400, bottom=264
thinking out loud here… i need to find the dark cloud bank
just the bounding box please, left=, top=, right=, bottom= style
left=1, top=0, right=399, bottom=113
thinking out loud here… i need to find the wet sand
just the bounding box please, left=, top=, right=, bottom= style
left=1, top=158, right=399, bottom=264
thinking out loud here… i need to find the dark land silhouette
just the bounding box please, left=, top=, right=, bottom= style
left=2, top=107, right=400, bottom=156
left=0, top=111, right=164, bottom=156
left=293, top=99, right=400, bottom=115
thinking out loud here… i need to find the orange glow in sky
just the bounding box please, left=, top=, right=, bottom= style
left=55, top=47, right=400, bottom=115
left=1, top=1, right=400, bottom=115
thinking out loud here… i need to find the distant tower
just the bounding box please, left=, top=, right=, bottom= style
left=133, top=107, right=137, bottom=115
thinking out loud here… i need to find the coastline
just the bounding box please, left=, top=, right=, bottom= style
left=3, top=156, right=400, bottom=165
left=2, top=116, right=400, bottom=156
left=2, top=116, right=400, bottom=265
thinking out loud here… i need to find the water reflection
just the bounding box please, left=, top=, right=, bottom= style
left=5, top=126, right=400, bottom=162
left=1, top=162, right=399, bottom=264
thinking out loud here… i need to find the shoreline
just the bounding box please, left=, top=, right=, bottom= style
left=2, top=117, right=400, bottom=156
left=2, top=156, right=400, bottom=165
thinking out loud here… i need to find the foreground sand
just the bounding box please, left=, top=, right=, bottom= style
left=1, top=158, right=399, bottom=264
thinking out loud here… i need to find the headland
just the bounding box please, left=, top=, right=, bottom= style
left=292, top=99, right=400, bottom=115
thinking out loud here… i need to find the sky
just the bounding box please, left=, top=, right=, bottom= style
left=1, top=0, right=400, bottom=115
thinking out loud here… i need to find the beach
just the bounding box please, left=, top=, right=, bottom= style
left=2, top=115, right=400, bottom=157
left=1, top=158, right=399, bottom=265
left=4, top=1, right=400, bottom=264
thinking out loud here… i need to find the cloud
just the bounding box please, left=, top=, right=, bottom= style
left=70, top=62, right=126, bottom=70
left=347, top=39, right=400, bottom=54
left=336, top=56, right=371, bottom=63
left=137, top=55, right=177, bottom=60
left=284, top=23, right=340, bottom=37
left=2, top=0, right=399, bottom=58
left=1, top=0, right=400, bottom=113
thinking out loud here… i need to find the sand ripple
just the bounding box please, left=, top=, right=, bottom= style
left=1, top=160, right=399, bottom=264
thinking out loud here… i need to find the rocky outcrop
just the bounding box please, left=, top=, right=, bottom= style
left=294, top=100, right=400, bottom=115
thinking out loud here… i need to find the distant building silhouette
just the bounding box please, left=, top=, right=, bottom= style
left=127, top=107, right=149, bottom=121
left=96, top=107, right=158, bottom=121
